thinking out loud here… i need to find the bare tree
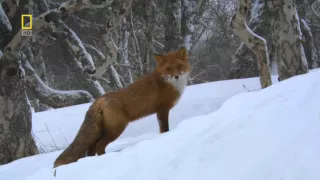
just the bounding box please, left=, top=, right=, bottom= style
left=231, top=0, right=272, bottom=88
left=182, top=0, right=196, bottom=51
left=229, top=0, right=317, bottom=81
left=165, top=0, right=183, bottom=52
left=296, top=0, right=319, bottom=68
left=269, top=0, right=308, bottom=81
left=21, top=52, right=94, bottom=108
left=229, top=0, right=274, bottom=79
left=300, top=18, right=319, bottom=68
left=142, top=0, right=156, bottom=74
left=0, top=0, right=133, bottom=164
left=0, top=1, right=38, bottom=165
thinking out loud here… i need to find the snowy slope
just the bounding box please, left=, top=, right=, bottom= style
left=2, top=71, right=320, bottom=180
left=32, top=76, right=276, bottom=152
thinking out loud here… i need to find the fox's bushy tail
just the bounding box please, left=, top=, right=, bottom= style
left=53, top=106, right=103, bottom=169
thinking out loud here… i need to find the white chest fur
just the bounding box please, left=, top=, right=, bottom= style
left=165, top=72, right=189, bottom=95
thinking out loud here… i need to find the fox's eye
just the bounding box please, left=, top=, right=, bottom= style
left=166, top=67, right=172, bottom=71
left=177, top=65, right=182, bottom=70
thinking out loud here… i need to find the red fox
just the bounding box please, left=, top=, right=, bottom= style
left=53, top=47, right=190, bottom=169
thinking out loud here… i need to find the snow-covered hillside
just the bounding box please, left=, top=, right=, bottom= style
left=1, top=70, right=320, bottom=180
left=32, top=76, right=276, bottom=153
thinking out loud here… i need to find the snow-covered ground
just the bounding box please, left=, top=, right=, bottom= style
left=1, top=70, right=320, bottom=180
left=32, top=76, right=275, bottom=153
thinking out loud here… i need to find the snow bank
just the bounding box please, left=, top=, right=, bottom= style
left=53, top=69, right=320, bottom=180
left=32, top=76, right=276, bottom=152
left=4, top=71, right=320, bottom=180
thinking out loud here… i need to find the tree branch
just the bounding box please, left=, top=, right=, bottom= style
left=94, top=0, right=134, bottom=78
left=129, top=8, right=143, bottom=75
left=84, top=43, right=106, bottom=59
left=55, top=20, right=96, bottom=74
left=300, top=18, right=319, bottom=68
left=21, top=53, right=94, bottom=108
left=2, top=0, right=114, bottom=56
left=0, top=3, right=12, bottom=34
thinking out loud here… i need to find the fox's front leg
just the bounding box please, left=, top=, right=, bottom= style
left=157, top=110, right=169, bottom=133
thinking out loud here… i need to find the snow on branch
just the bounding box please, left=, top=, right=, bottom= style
left=84, top=43, right=106, bottom=59
left=300, top=18, right=319, bottom=68
left=54, top=20, right=96, bottom=74
left=84, top=43, right=125, bottom=88
left=21, top=53, right=94, bottom=108
left=2, top=0, right=114, bottom=56
left=70, top=15, right=104, bottom=30
left=42, top=19, right=105, bottom=97
left=108, top=64, right=123, bottom=89
left=95, top=0, right=134, bottom=78
left=0, top=3, right=12, bottom=34
left=230, top=0, right=272, bottom=88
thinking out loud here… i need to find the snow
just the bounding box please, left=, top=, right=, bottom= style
left=32, top=76, right=274, bottom=153
left=270, top=59, right=278, bottom=75
left=2, top=70, right=320, bottom=180
left=248, top=0, right=264, bottom=25
left=0, top=4, right=12, bottom=34
left=182, top=0, right=196, bottom=51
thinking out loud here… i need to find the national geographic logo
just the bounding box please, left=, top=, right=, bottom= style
left=21, top=14, right=32, bottom=36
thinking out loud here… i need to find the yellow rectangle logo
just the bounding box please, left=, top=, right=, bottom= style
left=21, top=14, right=32, bottom=30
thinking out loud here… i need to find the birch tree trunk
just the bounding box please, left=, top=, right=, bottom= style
left=108, top=64, right=123, bottom=89
left=143, top=0, right=156, bottom=74
left=128, top=9, right=144, bottom=76
left=229, top=0, right=274, bottom=79
left=181, top=0, right=196, bottom=51
left=164, top=0, right=183, bottom=52
left=300, top=19, right=319, bottom=68
left=269, top=0, right=308, bottom=81
left=230, top=0, right=272, bottom=88
left=295, top=0, right=319, bottom=68
left=0, top=54, right=38, bottom=164
left=120, top=28, right=133, bottom=83
left=0, top=0, right=115, bottom=164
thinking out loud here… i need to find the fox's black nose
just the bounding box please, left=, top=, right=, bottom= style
left=175, top=76, right=179, bottom=79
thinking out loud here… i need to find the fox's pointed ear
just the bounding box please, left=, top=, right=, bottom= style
left=177, top=47, right=188, bottom=61
left=154, top=54, right=164, bottom=65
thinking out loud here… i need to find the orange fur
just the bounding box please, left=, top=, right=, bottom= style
left=53, top=47, right=191, bottom=168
